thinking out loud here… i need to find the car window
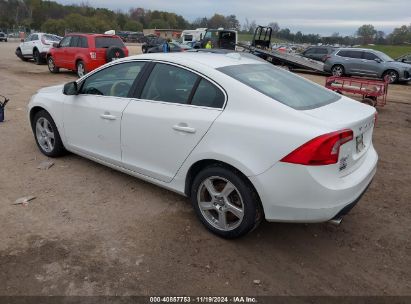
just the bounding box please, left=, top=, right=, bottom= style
left=337, top=50, right=348, bottom=57
left=218, top=63, right=340, bottom=110
left=345, top=50, right=362, bottom=59
left=80, top=62, right=146, bottom=97
left=191, top=79, right=225, bottom=108
left=304, top=48, right=315, bottom=55
left=316, top=48, right=328, bottom=54
left=140, top=63, right=199, bottom=104
left=362, top=52, right=379, bottom=60
left=43, top=34, right=60, bottom=42
left=60, top=36, right=71, bottom=47
left=31, top=34, right=39, bottom=41
left=70, top=36, right=79, bottom=47
left=79, top=36, right=88, bottom=48
left=95, top=37, right=124, bottom=48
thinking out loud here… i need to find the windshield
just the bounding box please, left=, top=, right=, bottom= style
left=375, top=51, right=394, bottom=62
left=95, top=37, right=124, bottom=48
left=217, top=64, right=340, bottom=110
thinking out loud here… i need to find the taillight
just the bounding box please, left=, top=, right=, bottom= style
left=41, top=37, right=50, bottom=45
left=90, top=50, right=97, bottom=59
left=322, top=55, right=331, bottom=62
left=280, top=129, right=353, bottom=166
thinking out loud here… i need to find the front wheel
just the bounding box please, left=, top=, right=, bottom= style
left=32, top=110, right=66, bottom=157
left=76, top=60, right=86, bottom=78
left=331, top=64, right=345, bottom=77
left=190, top=165, right=263, bottom=238
left=383, top=70, right=399, bottom=84
left=47, top=56, right=59, bottom=73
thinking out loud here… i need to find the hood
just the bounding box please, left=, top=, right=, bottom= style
left=38, top=84, right=64, bottom=94
left=384, top=60, right=411, bottom=69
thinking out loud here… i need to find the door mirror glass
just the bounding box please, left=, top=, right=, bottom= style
left=63, top=82, right=78, bottom=95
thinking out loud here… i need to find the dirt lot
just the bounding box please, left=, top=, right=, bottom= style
left=0, top=41, right=410, bottom=296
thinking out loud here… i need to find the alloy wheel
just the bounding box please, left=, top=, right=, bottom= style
left=35, top=117, right=55, bottom=153
left=197, top=176, right=244, bottom=231
left=77, top=62, right=85, bottom=77
left=332, top=65, right=344, bottom=76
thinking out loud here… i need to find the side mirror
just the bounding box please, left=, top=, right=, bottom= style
left=374, top=58, right=382, bottom=63
left=53, top=42, right=60, bottom=48
left=63, top=81, right=79, bottom=95
left=401, top=58, right=406, bottom=62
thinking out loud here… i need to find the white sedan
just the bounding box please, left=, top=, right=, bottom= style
left=28, top=52, right=378, bottom=238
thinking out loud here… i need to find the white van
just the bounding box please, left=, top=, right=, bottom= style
left=181, top=28, right=207, bottom=44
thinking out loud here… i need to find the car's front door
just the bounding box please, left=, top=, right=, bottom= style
left=54, top=36, right=71, bottom=67
left=358, top=51, right=380, bottom=76
left=121, top=62, right=225, bottom=182
left=63, top=61, right=146, bottom=165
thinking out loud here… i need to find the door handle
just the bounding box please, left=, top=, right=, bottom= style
left=100, top=113, right=116, bottom=120
left=173, top=124, right=196, bottom=134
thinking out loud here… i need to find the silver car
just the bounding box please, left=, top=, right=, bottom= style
left=324, top=48, right=411, bottom=83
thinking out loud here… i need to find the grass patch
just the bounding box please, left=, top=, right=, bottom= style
left=357, top=45, right=411, bottom=58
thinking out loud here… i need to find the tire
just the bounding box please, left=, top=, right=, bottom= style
left=32, top=110, right=66, bottom=157
left=361, top=98, right=377, bottom=107
left=383, top=70, right=399, bottom=84
left=190, top=164, right=263, bottom=239
left=16, top=48, right=28, bottom=61
left=47, top=56, right=59, bottom=73
left=105, top=46, right=125, bottom=62
left=76, top=60, right=86, bottom=78
left=33, top=49, right=41, bottom=65
left=331, top=64, right=345, bottom=77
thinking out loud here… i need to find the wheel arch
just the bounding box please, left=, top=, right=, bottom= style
left=184, top=159, right=262, bottom=202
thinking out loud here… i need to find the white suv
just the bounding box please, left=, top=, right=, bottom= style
left=15, top=33, right=61, bottom=64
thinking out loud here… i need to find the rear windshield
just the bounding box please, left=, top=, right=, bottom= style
left=217, top=64, right=340, bottom=110
left=95, top=37, right=124, bottom=48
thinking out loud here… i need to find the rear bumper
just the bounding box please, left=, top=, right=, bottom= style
left=250, top=145, right=378, bottom=223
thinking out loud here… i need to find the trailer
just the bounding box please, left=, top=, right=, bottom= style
left=325, top=76, right=389, bottom=107
left=239, top=26, right=326, bottom=74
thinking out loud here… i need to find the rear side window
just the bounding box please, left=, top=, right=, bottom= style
left=43, top=34, right=60, bottom=42
left=339, top=50, right=362, bottom=59
left=95, top=37, right=124, bottom=48
left=141, top=63, right=198, bottom=104
left=191, top=79, right=225, bottom=108
left=316, top=48, right=328, bottom=54
left=218, top=63, right=340, bottom=110
left=79, top=36, right=88, bottom=48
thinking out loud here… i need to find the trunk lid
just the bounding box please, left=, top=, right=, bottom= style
left=303, top=96, right=376, bottom=176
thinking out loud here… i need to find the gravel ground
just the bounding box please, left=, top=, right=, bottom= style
left=0, top=41, right=410, bottom=296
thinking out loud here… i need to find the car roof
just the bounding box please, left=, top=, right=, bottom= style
left=125, top=52, right=266, bottom=69
left=66, top=33, right=120, bottom=38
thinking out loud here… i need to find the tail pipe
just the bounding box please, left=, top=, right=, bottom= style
left=328, top=217, right=343, bottom=226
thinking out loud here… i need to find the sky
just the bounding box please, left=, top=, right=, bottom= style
left=54, top=0, right=411, bottom=36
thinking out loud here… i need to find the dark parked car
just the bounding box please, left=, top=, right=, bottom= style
left=0, top=32, right=7, bottom=42
left=141, top=35, right=166, bottom=53
left=147, top=42, right=192, bottom=53
left=301, top=46, right=337, bottom=62
left=396, top=53, right=411, bottom=65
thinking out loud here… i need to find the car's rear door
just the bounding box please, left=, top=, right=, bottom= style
left=63, top=61, right=146, bottom=165
left=121, top=62, right=225, bottom=182
left=344, top=50, right=363, bottom=74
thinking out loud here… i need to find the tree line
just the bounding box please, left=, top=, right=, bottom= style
left=0, top=0, right=410, bottom=46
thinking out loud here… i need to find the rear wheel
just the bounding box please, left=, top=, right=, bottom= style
left=33, top=49, right=41, bottom=65
left=190, top=165, right=263, bottom=238
left=331, top=64, right=345, bottom=77
left=76, top=60, right=86, bottom=78
left=383, top=70, right=399, bottom=84
left=47, top=56, right=59, bottom=73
